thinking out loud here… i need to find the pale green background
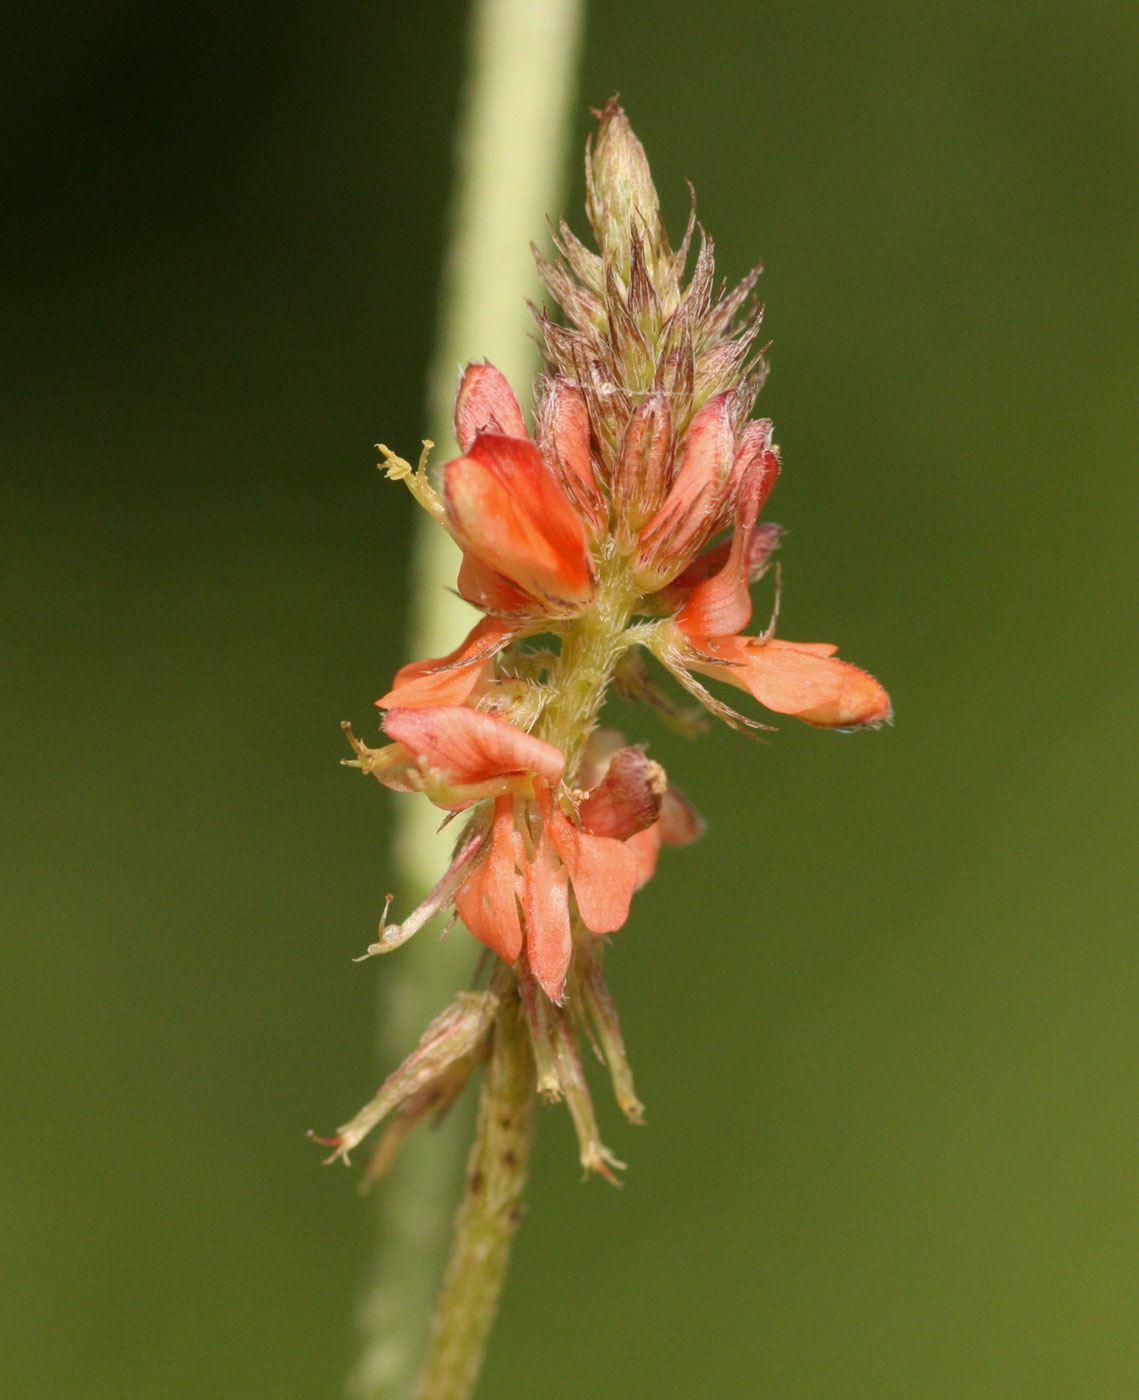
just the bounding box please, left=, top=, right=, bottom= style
left=3, top=2, right=1137, bottom=1396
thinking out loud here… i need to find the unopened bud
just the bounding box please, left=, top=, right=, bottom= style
left=454, top=361, right=528, bottom=451
left=613, top=391, right=673, bottom=543
left=538, top=376, right=606, bottom=536
left=636, top=391, right=736, bottom=578
left=724, top=420, right=779, bottom=526
left=586, top=98, right=665, bottom=280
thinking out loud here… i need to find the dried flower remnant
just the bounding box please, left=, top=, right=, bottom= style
left=324, top=97, right=888, bottom=1247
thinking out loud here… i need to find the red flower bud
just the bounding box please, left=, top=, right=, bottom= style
left=454, top=361, right=528, bottom=451
left=537, top=377, right=606, bottom=537
left=636, top=391, right=736, bottom=575
left=612, top=392, right=673, bottom=540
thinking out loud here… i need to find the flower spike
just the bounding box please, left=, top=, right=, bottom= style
left=327, top=102, right=891, bottom=1235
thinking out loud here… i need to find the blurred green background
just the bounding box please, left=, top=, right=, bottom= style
left=4, top=2, right=1137, bottom=1396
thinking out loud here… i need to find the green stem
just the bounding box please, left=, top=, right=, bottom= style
left=540, top=556, right=643, bottom=772
left=414, top=989, right=536, bottom=1400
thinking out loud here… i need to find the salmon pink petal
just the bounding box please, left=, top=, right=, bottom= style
left=676, top=467, right=770, bottom=639
left=775, top=641, right=839, bottom=657
left=637, top=391, right=733, bottom=565
left=624, top=825, right=661, bottom=889
left=454, top=362, right=527, bottom=451
left=546, top=810, right=640, bottom=935
left=444, top=434, right=595, bottom=607
left=538, top=377, right=606, bottom=535
left=377, top=616, right=515, bottom=708
left=454, top=796, right=524, bottom=963
left=522, top=826, right=573, bottom=1003
left=382, top=706, right=565, bottom=786
left=379, top=657, right=482, bottom=709
left=693, top=636, right=892, bottom=728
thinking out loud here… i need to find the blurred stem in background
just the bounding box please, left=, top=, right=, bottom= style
left=346, top=2, right=584, bottom=1397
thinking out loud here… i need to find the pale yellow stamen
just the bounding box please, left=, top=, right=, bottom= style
left=377, top=439, right=447, bottom=524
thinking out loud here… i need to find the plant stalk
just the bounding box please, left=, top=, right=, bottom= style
left=413, top=988, right=536, bottom=1400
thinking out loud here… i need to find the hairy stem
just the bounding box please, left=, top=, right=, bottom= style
left=414, top=989, right=536, bottom=1400
left=540, top=554, right=643, bottom=773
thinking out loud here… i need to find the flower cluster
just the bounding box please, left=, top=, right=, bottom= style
left=324, top=101, right=889, bottom=1180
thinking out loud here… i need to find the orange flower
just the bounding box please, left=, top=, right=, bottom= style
left=349, top=705, right=670, bottom=1001
left=358, top=102, right=891, bottom=1021
left=382, top=704, right=564, bottom=801
left=654, top=471, right=892, bottom=729
left=346, top=704, right=562, bottom=806
left=457, top=775, right=655, bottom=1004
left=442, top=364, right=597, bottom=616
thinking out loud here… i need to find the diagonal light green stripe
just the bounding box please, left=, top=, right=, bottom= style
left=348, top=3, right=585, bottom=1397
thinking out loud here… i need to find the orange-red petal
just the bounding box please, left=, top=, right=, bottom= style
left=675, top=466, right=770, bottom=639
left=444, top=434, right=595, bottom=608
left=660, top=523, right=783, bottom=608
left=546, top=809, right=640, bottom=935
left=624, top=825, right=661, bottom=889
left=618, top=781, right=703, bottom=892
left=455, top=550, right=533, bottom=615
left=637, top=391, right=733, bottom=564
